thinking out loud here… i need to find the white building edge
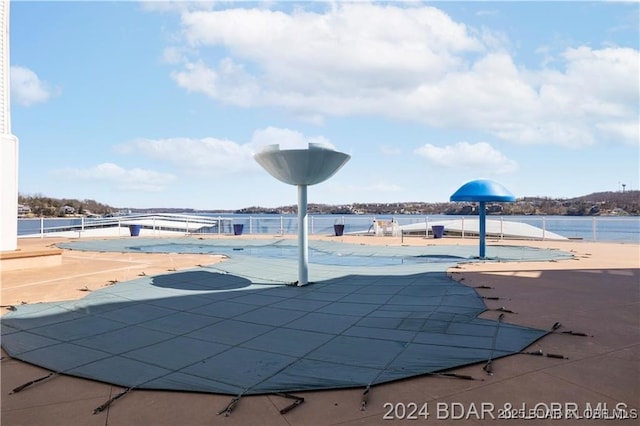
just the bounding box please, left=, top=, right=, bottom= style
left=0, top=0, right=18, bottom=252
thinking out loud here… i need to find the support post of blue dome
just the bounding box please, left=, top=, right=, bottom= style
left=479, top=201, right=486, bottom=259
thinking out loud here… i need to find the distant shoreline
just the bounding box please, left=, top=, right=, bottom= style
left=17, top=211, right=640, bottom=219
left=17, top=190, right=640, bottom=218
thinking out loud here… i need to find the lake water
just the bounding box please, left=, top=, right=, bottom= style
left=18, top=214, right=640, bottom=243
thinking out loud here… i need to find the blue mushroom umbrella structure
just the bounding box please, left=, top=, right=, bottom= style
left=450, top=179, right=516, bottom=259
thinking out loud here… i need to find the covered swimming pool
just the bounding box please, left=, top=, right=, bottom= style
left=2, top=238, right=572, bottom=408
left=57, top=237, right=571, bottom=268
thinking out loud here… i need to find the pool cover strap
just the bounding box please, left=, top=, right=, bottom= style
left=94, top=387, right=134, bottom=414
left=483, top=313, right=504, bottom=375
left=10, top=372, right=58, bottom=394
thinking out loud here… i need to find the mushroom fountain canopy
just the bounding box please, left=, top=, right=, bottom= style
left=254, top=143, right=350, bottom=186
left=450, top=179, right=516, bottom=203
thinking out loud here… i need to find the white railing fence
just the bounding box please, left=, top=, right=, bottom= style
left=17, top=214, right=639, bottom=243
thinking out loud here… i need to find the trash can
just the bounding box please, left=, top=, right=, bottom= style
left=334, top=224, right=345, bottom=236
left=129, top=224, right=141, bottom=237
left=233, top=224, right=244, bottom=236
left=432, top=225, right=445, bottom=239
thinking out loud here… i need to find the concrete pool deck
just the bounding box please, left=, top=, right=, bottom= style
left=1, top=234, right=639, bottom=425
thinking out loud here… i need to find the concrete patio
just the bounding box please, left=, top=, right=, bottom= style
left=1, top=235, right=638, bottom=425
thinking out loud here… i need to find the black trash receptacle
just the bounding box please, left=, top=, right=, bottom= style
left=129, top=225, right=141, bottom=237
left=432, top=225, right=445, bottom=239
left=233, top=224, right=244, bottom=236
left=334, top=224, right=345, bottom=236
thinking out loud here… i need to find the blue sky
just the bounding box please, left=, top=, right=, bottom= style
left=10, top=1, right=639, bottom=210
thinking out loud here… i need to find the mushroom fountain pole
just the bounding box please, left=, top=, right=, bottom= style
left=297, top=183, right=309, bottom=284
left=478, top=201, right=487, bottom=259
left=254, top=144, right=350, bottom=286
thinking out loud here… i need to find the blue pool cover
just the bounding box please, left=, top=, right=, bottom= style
left=1, top=239, right=570, bottom=397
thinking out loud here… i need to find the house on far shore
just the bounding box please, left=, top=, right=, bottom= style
left=17, top=204, right=31, bottom=217
left=60, top=205, right=75, bottom=215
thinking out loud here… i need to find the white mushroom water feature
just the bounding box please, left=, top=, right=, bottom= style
left=254, top=143, right=350, bottom=285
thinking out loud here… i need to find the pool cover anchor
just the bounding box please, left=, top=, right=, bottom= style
left=521, top=349, right=568, bottom=360
left=550, top=321, right=591, bottom=337
left=218, top=395, right=242, bottom=417
left=275, top=392, right=305, bottom=414
left=560, top=330, right=590, bottom=337
left=361, top=386, right=371, bottom=411
left=518, top=322, right=578, bottom=360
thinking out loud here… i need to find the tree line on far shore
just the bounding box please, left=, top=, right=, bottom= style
left=18, top=190, right=640, bottom=218
left=18, top=195, right=114, bottom=217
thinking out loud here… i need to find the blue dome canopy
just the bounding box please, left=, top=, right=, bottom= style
left=450, top=179, right=516, bottom=202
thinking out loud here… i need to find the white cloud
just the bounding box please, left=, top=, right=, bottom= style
left=379, top=145, right=402, bottom=156
left=116, top=136, right=256, bottom=175
left=249, top=127, right=335, bottom=151
left=161, top=47, right=186, bottom=64
left=514, top=46, right=640, bottom=147
left=415, top=142, right=518, bottom=174
left=596, top=121, right=640, bottom=146
left=114, top=127, right=336, bottom=176
left=171, top=59, right=260, bottom=107
left=139, top=1, right=215, bottom=13
left=169, top=3, right=482, bottom=113
left=160, top=3, right=638, bottom=147
left=56, top=163, right=176, bottom=192
left=10, top=66, right=56, bottom=106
